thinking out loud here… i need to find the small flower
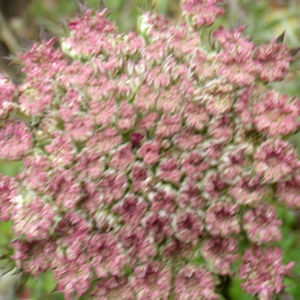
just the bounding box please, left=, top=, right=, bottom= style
left=12, top=239, right=56, bottom=279
left=113, top=195, right=147, bottom=227
left=184, top=101, right=208, bottom=131
left=178, top=179, right=206, bottom=209
left=118, top=227, right=157, bottom=265
left=12, top=196, right=55, bottom=240
left=0, top=174, right=16, bottom=221
left=218, top=144, right=252, bottom=184
left=202, top=237, right=238, bottom=275
left=0, top=75, right=15, bottom=118
left=108, top=144, right=134, bottom=171
left=253, top=91, right=299, bottom=136
left=208, top=115, right=234, bottom=142
left=229, top=175, right=270, bottom=206
left=0, top=122, right=32, bottom=160
left=243, top=204, right=282, bottom=244
left=253, top=39, right=291, bottom=82
left=240, top=246, right=294, bottom=299
left=143, top=211, right=173, bottom=243
left=131, top=262, right=171, bottom=300
left=90, top=97, right=117, bottom=125
left=130, top=132, right=144, bottom=148
left=54, top=257, right=91, bottom=300
left=100, top=171, right=128, bottom=204
left=172, top=129, right=203, bottom=151
left=88, top=233, right=126, bottom=278
left=74, top=151, right=105, bottom=181
left=181, top=0, right=224, bottom=28
left=254, top=139, right=299, bottom=183
left=205, top=201, right=240, bottom=236
left=44, top=133, right=76, bottom=167
left=65, top=115, right=94, bottom=141
left=86, top=128, right=122, bottom=155
left=174, top=266, right=219, bottom=300
left=91, top=276, right=135, bottom=300
left=138, top=140, right=160, bottom=165
left=175, top=210, right=204, bottom=245
left=150, top=188, right=177, bottom=214
left=202, top=171, right=227, bottom=200
left=155, top=114, right=182, bottom=138
left=275, top=174, right=300, bottom=208
left=157, top=156, right=182, bottom=184
left=19, top=84, right=55, bottom=115
left=129, top=162, right=151, bottom=193
left=181, top=151, right=208, bottom=180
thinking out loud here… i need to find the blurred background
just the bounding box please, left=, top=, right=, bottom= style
left=0, top=0, right=299, bottom=299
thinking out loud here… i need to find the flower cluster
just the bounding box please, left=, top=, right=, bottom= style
left=0, top=0, right=299, bottom=299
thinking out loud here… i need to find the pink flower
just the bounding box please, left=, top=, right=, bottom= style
left=156, top=86, right=182, bottom=114
left=113, top=195, right=147, bottom=227
left=181, top=152, right=209, bottom=181
left=144, top=212, right=173, bottom=243
left=91, top=276, right=135, bottom=300
left=174, top=266, right=219, bottom=300
left=175, top=210, right=204, bottom=245
left=99, top=171, right=128, bottom=204
left=54, top=257, right=91, bottom=300
left=65, top=115, right=94, bottom=141
left=229, top=175, right=270, bottom=206
left=138, top=140, right=160, bottom=165
left=240, top=246, right=294, bottom=299
left=12, top=239, right=56, bottom=279
left=218, top=145, right=251, bottom=184
left=44, top=133, right=75, bottom=167
left=275, top=174, right=300, bottom=208
left=0, top=174, right=16, bottom=221
left=118, top=227, right=157, bottom=265
left=155, top=114, right=182, bottom=137
left=202, top=237, right=238, bottom=275
left=47, top=169, right=82, bottom=210
left=181, top=0, right=224, bottom=28
left=88, top=233, right=126, bottom=278
left=253, top=39, right=291, bottom=82
left=253, top=91, right=300, bottom=136
left=184, top=101, right=209, bottom=131
left=178, top=179, right=206, bottom=209
left=131, top=262, right=171, bottom=300
left=129, top=162, right=151, bottom=193
left=150, top=189, right=177, bottom=214
left=108, top=144, right=134, bottom=171
left=0, top=75, right=15, bottom=118
left=205, top=201, right=240, bottom=236
left=243, top=204, right=282, bottom=244
left=134, top=86, right=157, bottom=111
left=12, top=197, right=55, bottom=240
left=254, top=139, right=299, bottom=183
left=0, top=122, right=32, bottom=160
left=0, top=4, right=299, bottom=300
left=202, top=171, right=226, bottom=200
left=172, top=129, right=203, bottom=151
left=74, top=151, right=105, bottom=181
left=86, top=128, right=122, bottom=154
left=157, top=157, right=182, bottom=184
left=117, top=101, right=136, bottom=130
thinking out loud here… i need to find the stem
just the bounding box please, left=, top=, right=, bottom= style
left=218, top=275, right=232, bottom=300
left=168, top=257, right=176, bottom=300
